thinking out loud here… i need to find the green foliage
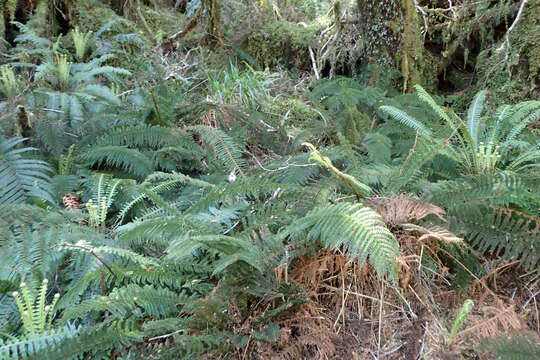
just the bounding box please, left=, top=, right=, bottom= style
left=0, top=66, right=19, bottom=98
left=446, top=299, right=474, bottom=346
left=0, top=137, right=52, bottom=206
left=12, top=280, right=60, bottom=335
left=281, top=203, right=399, bottom=280
left=479, top=334, right=540, bottom=360
left=1, top=2, right=538, bottom=358
left=85, top=174, right=122, bottom=229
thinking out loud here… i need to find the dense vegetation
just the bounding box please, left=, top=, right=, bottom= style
left=0, top=0, right=539, bottom=359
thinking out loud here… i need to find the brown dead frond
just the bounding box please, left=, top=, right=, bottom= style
left=202, top=108, right=218, bottom=128
left=265, top=303, right=336, bottom=360
left=368, top=195, right=446, bottom=226
left=402, top=223, right=463, bottom=244
left=456, top=304, right=524, bottom=341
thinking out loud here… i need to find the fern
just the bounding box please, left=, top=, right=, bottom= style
left=448, top=206, right=540, bottom=270
left=379, top=106, right=431, bottom=136
left=61, top=285, right=190, bottom=322
left=479, top=334, right=540, bottom=360
left=166, top=234, right=267, bottom=275
left=466, top=90, right=487, bottom=145
left=12, top=279, right=60, bottom=335
left=280, top=203, right=399, bottom=280
left=193, top=125, right=247, bottom=176
left=0, top=320, right=140, bottom=360
left=0, top=137, right=52, bottom=206
left=80, top=146, right=153, bottom=179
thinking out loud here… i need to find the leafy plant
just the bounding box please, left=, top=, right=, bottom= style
left=12, top=280, right=60, bottom=335
left=445, top=299, right=474, bottom=346
left=0, top=137, right=52, bottom=206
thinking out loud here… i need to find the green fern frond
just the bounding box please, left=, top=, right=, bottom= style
left=91, top=125, right=188, bottom=149
left=0, top=323, right=80, bottom=359
left=379, top=106, right=431, bottom=136
left=193, top=125, right=246, bottom=176
left=479, top=334, right=540, bottom=360
left=61, top=285, right=190, bottom=322
left=280, top=203, right=399, bottom=280
left=504, top=100, right=540, bottom=142
left=80, top=146, right=153, bottom=179
left=186, top=176, right=287, bottom=215
left=4, top=320, right=141, bottom=360
left=0, top=137, right=52, bottom=206
left=413, top=85, right=452, bottom=125
left=466, top=90, right=487, bottom=145
left=166, top=234, right=266, bottom=274
left=427, top=172, right=534, bottom=208
left=385, top=136, right=449, bottom=193
left=448, top=206, right=539, bottom=270
left=116, top=215, right=211, bottom=247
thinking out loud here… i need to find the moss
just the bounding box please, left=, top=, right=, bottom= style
left=73, top=0, right=121, bottom=33
left=473, top=0, right=540, bottom=102
left=356, top=0, right=401, bottom=69
left=397, top=0, right=425, bottom=92
left=246, top=20, right=318, bottom=70
left=512, top=0, right=540, bottom=91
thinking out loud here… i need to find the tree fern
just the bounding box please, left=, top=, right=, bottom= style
left=280, top=203, right=399, bottom=280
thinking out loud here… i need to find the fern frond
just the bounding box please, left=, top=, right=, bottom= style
left=449, top=206, right=539, bottom=270
left=466, top=90, right=487, bottom=145
left=116, top=215, right=211, bottom=247
left=61, top=285, right=190, bottom=322
left=0, top=323, right=79, bottom=359
left=504, top=100, right=540, bottom=142
left=280, top=203, right=399, bottom=280
left=91, top=125, right=189, bottom=149
left=186, top=176, right=287, bottom=215
left=479, top=334, right=540, bottom=360
left=379, top=106, right=431, bottom=136
left=385, top=136, right=449, bottom=193
left=80, top=146, right=153, bottom=179
left=193, top=125, right=246, bottom=176
left=0, top=137, right=52, bottom=205
left=166, top=234, right=266, bottom=274
left=33, top=320, right=140, bottom=360
left=413, top=85, right=452, bottom=125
